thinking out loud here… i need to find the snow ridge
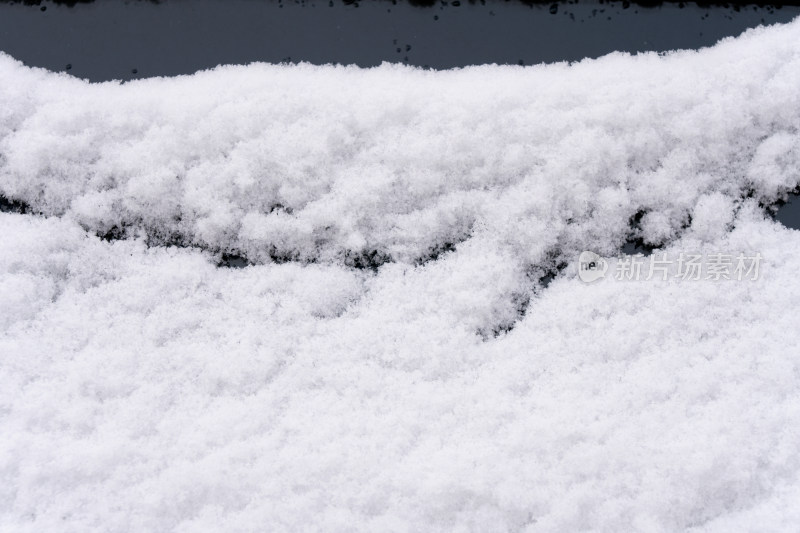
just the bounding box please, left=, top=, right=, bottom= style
left=1, top=20, right=799, bottom=271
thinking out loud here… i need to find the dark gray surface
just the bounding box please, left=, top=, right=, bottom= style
left=0, top=1, right=797, bottom=81
left=775, top=193, right=800, bottom=230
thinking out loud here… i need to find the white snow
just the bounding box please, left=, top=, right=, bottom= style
left=1, top=18, right=800, bottom=533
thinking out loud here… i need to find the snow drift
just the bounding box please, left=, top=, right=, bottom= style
left=1, top=18, right=800, bottom=533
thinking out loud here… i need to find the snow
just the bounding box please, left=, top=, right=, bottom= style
left=1, top=18, right=800, bottom=533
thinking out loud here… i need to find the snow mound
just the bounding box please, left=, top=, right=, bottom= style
left=2, top=21, right=800, bottom=270
left=2, top=18, right=800, bottom=533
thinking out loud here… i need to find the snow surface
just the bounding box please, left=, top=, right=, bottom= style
left=1, top=18, right=800, bottom=533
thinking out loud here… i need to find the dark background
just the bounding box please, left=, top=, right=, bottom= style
left=0, top=0, right=798, bottom=81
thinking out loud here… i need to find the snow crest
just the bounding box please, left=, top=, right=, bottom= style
left=2, top=21, right=799, bottom=269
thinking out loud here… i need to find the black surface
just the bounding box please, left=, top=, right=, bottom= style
left=0, top=0, right=798, bottom=81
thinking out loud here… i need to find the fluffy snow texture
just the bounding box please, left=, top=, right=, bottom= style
left=2, top=19, right=800, bottom=533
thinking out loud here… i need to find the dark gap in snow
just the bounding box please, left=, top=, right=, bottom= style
left=414, top=235, right=475, bottom=266
left=621, top=209, right=658, bottom=256
left=144, top=226, right=190, bottom=249
left=98, top=225, right=128, bottom=242
left=771, top=187, right=800, bottom=230
left=217, top=253, right=251, bottom=269
left=478, top=291, right=532, bottom=341
left=269, top=203, right=294, bottom=215
left=531, top=253, right=569, bottom=291
left=621, top=240, right=657, bottom=255
left=629, top=208, right=646, bottom=228
left=343, top=249, right=392, bottom=272
left=478, top=258, right=568, bottom=341
left=217, top=244, right=304, bottom=267
left=534, top=253, right=569, bottom=288
left=54, top=210, right=393, bottom=270
left=264, top=245, right=302, bottom=265
left=415, top=241, right=458, bottom=266
left=97, top=222, right=189, bottom=248
left=538, top=271, right=556, bottom=289
left=0, top=195, right=30, bottom=215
